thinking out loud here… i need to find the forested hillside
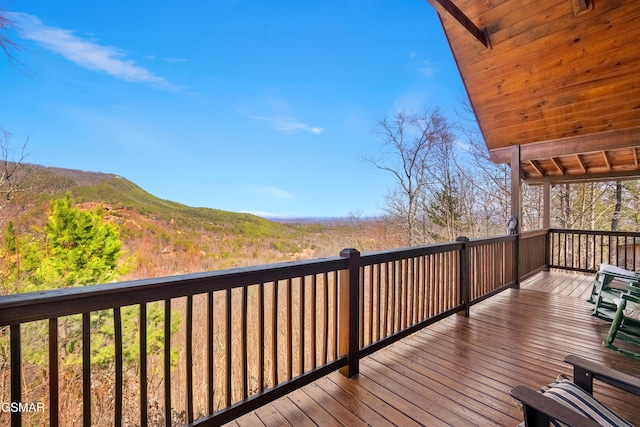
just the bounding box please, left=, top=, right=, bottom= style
left=0, top=164, right=404, bottom=293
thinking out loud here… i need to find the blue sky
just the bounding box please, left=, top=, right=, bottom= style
left=1, top=1, right=468, bottom=218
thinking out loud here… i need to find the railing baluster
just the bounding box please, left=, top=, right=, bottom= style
left=333, top=270, right=338, bottom=358
left=258, top=283, right=265, bottom=393
left=403, top=258, right=409, bottom=329
left=164, top=300, right=171, bottom=427
left=359, top=267, right=364, bottom=347
left=367, top=265, right=372, bottom=345
left=49, top=318, right=59, bottom=427
left=299, top=276, right=305, bottom=375
left=186, top=296, right=194, bottom=423
left=114, top=307, right=123, bottom=427
left=322, top=273, right=328, bottom=365
left=311, top=275, right=317, bottom=370
left=140, top=303, right=148, bottom=426
left=286, top=278, right=292, bottom=381
left=82, top=313, right=91, bottom=427
left=383, top=262, right=389, bottom=337
left=225, top=289, right=231, bottom=407
left=272, top=281, right=278, bottom=386
left=10, top=324, right=21, bottom=427
left=206, top=292, right=213, bottom=414
left=376, top=263, right=382, bottom=341
left=241, top=286, right=248, bottom=400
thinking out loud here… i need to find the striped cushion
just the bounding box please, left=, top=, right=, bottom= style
left=543, top=380, right=632, bottom=427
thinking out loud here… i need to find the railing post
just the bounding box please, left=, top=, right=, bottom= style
left=456, top=237, right=470, bottom=317
left=544, top=229, right=551, bottom=271
left=339, top=248, right=360, bottom=377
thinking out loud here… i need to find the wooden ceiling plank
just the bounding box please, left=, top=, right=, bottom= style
left=550, top=157, right=565, bottom=175
left=488, top=128, right=640, bottom=164
left=430, top=0, right=490, bottom=48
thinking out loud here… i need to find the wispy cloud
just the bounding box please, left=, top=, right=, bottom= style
left=246, top=185, right=293, bottom=199
left=240, top=98, right=324, bottom=135
left=248, top=114, right=324, bottom=135
left=163, top=58, right=188, bottom=63
left=8, top=12, right=177, bottom=90
left=419, top=61, right=435, bottom=79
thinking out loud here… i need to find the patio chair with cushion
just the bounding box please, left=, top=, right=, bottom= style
left=511, top=355, right=640, bottom=427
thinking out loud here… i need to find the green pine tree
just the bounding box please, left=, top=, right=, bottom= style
left=29, top=193, right=123, bottom=290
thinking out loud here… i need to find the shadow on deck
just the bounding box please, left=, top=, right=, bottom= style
left=228, top=270, right=640, bottom=426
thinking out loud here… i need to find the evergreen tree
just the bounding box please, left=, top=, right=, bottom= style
left=30, top=193, right=122, bottom=290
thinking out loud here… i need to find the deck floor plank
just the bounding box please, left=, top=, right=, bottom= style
left=229, top=271, right=640, bottom=426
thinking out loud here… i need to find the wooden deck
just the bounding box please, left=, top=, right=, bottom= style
left=225, top=270, right=640, bottom=426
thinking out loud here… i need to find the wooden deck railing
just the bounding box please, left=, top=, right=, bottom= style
left=549, top=228, right=640, bottom=273
left=0, top=228, right=596, bottom=427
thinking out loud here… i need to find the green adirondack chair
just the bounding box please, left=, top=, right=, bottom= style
left=590, top=264, right=639, bottom=320
left=603, top=282, right=640, bottom=359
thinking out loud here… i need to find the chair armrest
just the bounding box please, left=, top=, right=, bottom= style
left=511, top=386, right=600, bottom=427
left=564, top=355, right=640, bottom=397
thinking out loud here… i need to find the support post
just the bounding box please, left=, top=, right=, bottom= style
left=543, top=181, right=551, bottom=270
left=456, top=236, right=471, bottom=317
left=339, top=248, right=360, bottom=377
left=543, top=181, right=551, bottom=229
left=511, top=145, right=522, bottom=288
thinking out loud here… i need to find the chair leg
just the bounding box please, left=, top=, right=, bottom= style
left=604, top=299, right=625, bottom=348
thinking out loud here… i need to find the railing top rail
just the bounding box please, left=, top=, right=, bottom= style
left=520, top=229, right=549, bottom=238
left=360, top=241, right=463, bottom=266
left=0, top=256, right=347, bottom=326
left=467, top=234, right=517, bottom=248
left=550, top=228, right=640, bottom=238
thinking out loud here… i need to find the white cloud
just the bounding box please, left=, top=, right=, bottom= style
left=8, top=12, right=177, bottom=90
left=246, top=113, right=324, bottom=135
left=239, top=97, right=324, bottom=135
left=246, top=185, right=293, bottom=199
left=163, top=58, right=188, bottom=63
left=419, top=61, right=435, bottom=79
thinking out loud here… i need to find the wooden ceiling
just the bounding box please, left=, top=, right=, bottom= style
left=426, top=0, right=640, bottom=184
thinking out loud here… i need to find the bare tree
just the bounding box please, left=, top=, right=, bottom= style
left=0, top=129, right=30, bottom=224
left=365, top=108, right=455, bottom=246
left=0, top=7, right=20, bottom=64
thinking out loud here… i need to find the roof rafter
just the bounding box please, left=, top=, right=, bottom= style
left=602, top=151, right=612, bottom=172
left=528, top=160, right=545, bottom=177
left=429, top=0, right=490, bottom=49
left=576, top=154, right=588, bottom=174
left=572, top=0, right=593, bottom=16
left=550, top=157, right=565, bottom=175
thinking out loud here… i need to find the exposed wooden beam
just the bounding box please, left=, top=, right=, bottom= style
left=576, top=154, right=588, bottom=174
left=602, top=151, right=612, bottom=172
left=572, top=0, right=593, bottom=16
left=526, top=169, right=640, bottom=185
left=528, top=160, right=545, bottom=177
left=429, top=0, right=490, bottom=49
left=488, top=128, right=640, bottom=164
left=550, top=157, right=565, bottom=175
